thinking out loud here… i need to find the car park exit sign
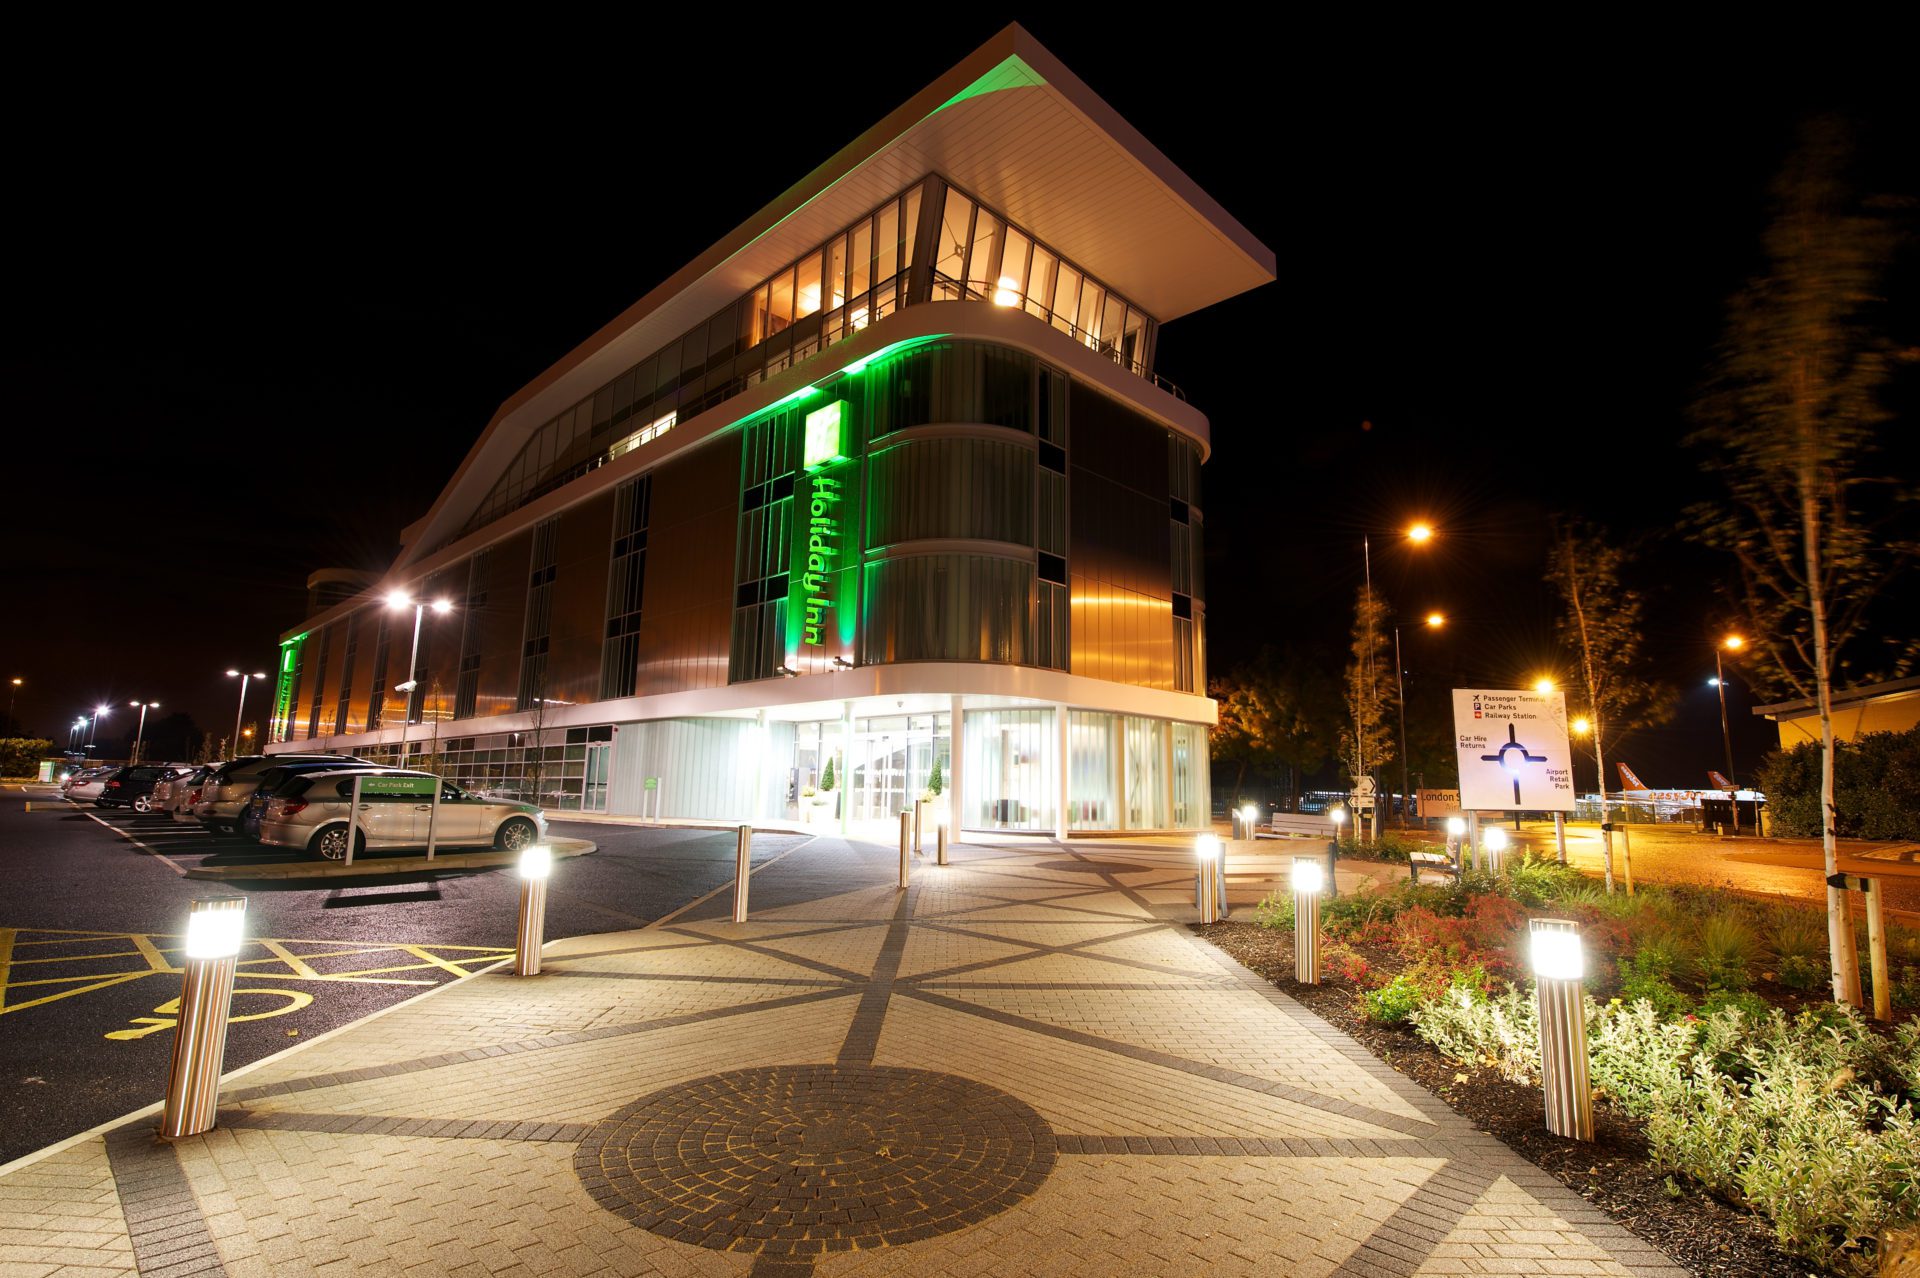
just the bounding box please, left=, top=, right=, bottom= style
left=358, top=775, right=437, bottom=796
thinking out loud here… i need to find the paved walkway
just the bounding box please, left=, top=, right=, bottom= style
left=0, top=836, right=1683, bottom=1277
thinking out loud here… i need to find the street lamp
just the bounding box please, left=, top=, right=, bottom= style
left=128, top=701, right=159, bottom=764
left=1714, top=636, right=1745, bottom=834
left=387, top=592, right=455, bottom=768
left=1394, top=608, right=1448, bottom=829
left=1361, top=523, right=1436, bottom=834
left=7, top=676, right=20, bottom=721
left=1533, top=677, right=1556, bottom=694
left=88, top=704, right=109, bottom=751
left=71, top=716, right=86, bottom=751
left=226, top=670, right=268, bottom=761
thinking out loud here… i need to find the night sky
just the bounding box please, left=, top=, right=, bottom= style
left=5, top=19, right=1914, bottom=789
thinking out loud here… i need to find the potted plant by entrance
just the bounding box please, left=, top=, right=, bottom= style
left=923, top=755, right=947, bottom=825
left=815, top=756, right=838, bottom=822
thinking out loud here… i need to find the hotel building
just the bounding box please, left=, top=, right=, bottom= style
left=268, top=24, right=1275, bottom=837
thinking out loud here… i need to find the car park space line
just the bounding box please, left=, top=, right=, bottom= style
left=75, top=806, right=189, bottom=875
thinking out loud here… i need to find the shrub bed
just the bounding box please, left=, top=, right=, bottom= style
left=1215, top=854, right=1920, bottom=1277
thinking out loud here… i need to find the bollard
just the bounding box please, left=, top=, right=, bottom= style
left=1292, top=857, right=1323, bottom=984
left=936, top=823, right=949, bottom=866
left=1483, top=827, right=1509, bottom=876
left=1466, top=811, right=1481, bottom=872
left=1553, top=812, right=1568, bottom=865
left=732, top=825, right=752, bottom=923
left=1445, top=816, right=1465, bottom=873
left=1196, top=834, right=1221, bottom=925
left=160, top=896, right=247, bottom=1139
left=898, top=810, right=912, bottom=889
left=913, top=799, right=925, bottom=858
left=1530, top=918, right=1593, bottom=1140
left=515, top=845, right=552, bottom=977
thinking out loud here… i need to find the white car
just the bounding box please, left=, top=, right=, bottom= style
left=192, top=753, right=368, bottom=834
left=62, top=767, right=115, bottom=801
left=259, top=769, right=549, bottom=861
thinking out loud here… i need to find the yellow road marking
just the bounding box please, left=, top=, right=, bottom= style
left=107, top=988, right=317, bottom=1040
left=129, top=932, right=176, bottom=974
left=257, top=939, right=322, bottom=979
left=0, top=928, right=12, bottom=1012
left=2, top=972, right=151, bottom=1015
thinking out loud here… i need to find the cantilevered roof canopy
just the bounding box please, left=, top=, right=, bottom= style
left=395, top=23, right=1275, bottom=568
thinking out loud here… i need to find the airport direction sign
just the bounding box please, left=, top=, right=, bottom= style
left=1452, top=689, right=1576, bottom=812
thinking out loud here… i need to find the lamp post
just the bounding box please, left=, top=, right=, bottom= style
left=1713, top=636, right=1745, bottom=835
left=70, top=716, right=85, bottom=751
left=7, top=676, right=20, bottom=721
left=128, top=701, right=158, bottom=765
left=387, top=592, right=453, bottom=769
left=1359, top=524, right=1435, bottom=839
left=88, top=705, right=109, bottom=752
left=1529, top=918, right=1593, bottom=1141
left=226, top=670, right=267, bottom=761
left=1394, top=611, right=1446, bottom=827
left=1327, top=805, right=1346, bottom=899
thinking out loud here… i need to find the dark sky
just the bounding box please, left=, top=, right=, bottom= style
left=4, top=18, right=1914, bottom=786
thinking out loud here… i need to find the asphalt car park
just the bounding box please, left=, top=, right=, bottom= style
left=0, top=786, right=810, bottom=1165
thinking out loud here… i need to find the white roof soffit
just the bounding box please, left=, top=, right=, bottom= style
left=396, top=23, right=1275, bottom=565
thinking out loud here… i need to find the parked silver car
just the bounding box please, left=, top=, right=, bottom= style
left=61, top=766, right=116, bottom=801
left=259, top=769, right=549, bottom=860
left=154, top=765, right=215, bottom=819
left=192, top=753, right=369, bottom=834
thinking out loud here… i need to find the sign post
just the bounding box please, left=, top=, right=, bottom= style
left=347, top=774, right=440, bottom=865
left=1452, top=690, right=1577, bottom=867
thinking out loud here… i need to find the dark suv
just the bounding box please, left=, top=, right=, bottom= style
left=96, top=765, right=192, bottom=812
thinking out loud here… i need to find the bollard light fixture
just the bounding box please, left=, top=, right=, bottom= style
left=1445, top=816, right=1466, bottom=838
left=1291, top=857, right=1324, bottom=894
left=1195, top=832, right=1222, bottom=861
left=1329, top=806, right=1347, bottom=829
left=1239, top=803, right=1258, bottom=828
left=1292, top=855, right=1324, bottom=983
left=519, top=844, right=553, bottom=880
left=1530, top=922, right=1585, bottom=981
left=1195, top=833, right=1222, bottom=924
left=1482, top=828, right=1509, bottom=853
left=185, top=898, right=247, bottom=959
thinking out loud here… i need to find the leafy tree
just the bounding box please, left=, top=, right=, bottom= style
left=0, top=738, right=54, bottom=778
left=820, top=755, right=836, bottom=792
left=1688, top=116, right=1911, bottom=1006
left=1546, top=521, right=1671, bottom=892
left=927, top=754, right=944, bottom=796
left=1209, top=646, right=1337, bottom=811
left=1339, top=587, right=1396, bottom=839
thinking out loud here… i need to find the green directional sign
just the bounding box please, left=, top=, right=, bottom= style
left=357, top=775, right=437, bottom=797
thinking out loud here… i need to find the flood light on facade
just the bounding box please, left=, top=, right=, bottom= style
left=1530, top=922, right=1584, bottom=981
left=519, top=845, right=553, bottom=881
left=804, top=400, right=847, bottom=470
left=185, top=899, right=246, bottom=959
left=1291, top=857, right=1324, bottom=894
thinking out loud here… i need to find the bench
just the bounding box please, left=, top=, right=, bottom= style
left=1257, top=813, right=1338, bottom=840
left=1409, top=849, right=1459, bottom=884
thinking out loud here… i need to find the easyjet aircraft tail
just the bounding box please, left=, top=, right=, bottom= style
left=1616, top=763, right=1648, bottom=791
left=1709, top=770, right=1735, bottom=790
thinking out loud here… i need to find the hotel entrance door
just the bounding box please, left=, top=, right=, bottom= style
left=849, top=713, right=948, bottom=824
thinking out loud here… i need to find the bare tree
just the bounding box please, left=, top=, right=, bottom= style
left=1546, top=523, right=1670, bottom=892
left=1340, top=587, right=1396, bottom=841
left=1688, top=116, right=1912, bottom=1007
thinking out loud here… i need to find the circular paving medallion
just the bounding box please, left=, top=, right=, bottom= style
left=576, top=1064, right=1056, bottom=1255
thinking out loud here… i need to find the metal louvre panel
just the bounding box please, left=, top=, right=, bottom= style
left=866, top=436, right=1034, bottom=547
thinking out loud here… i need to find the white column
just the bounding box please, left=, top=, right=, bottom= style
left=839, top=700, right=856, bottom=837
left=949, top=693, right=965, bottom=835
left=1054, top=703, right=1070, bottom=841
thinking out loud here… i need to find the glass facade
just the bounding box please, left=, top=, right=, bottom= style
left=963, top=708, right=1057, bottom=832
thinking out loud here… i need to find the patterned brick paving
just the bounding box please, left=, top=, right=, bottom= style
left=0, top=834, right=1686, bottom=1275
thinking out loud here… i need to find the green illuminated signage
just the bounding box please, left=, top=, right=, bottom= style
left=804, top=400, right=846, bottom=471
left=794, top=470, right=847, bottom=647
left=357, top=775, right=437, bottom=796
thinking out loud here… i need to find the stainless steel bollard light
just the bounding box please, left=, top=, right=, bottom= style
left=515, top=844, right=552, bottom=977
left=1239, top=803, right=1259, bottom=841
left=1445, top=816, right=1466, bottom=869
left=1195, top=834, right=1222, bottom=925
left=160, top=896, right=247, bottom=1139
left=936, top=823, right=949, bottom=866
left=913, top=798, right=925, bottom=857
left=1483, top=826, right=1509, bottom=875
left=1292, top=857, right=1324, bottom=985
left=1530, top=918, right=1594, bottom=1141
left=732, top=824, right=752, bottom=923
left=898, top=810, right=912, bottom=889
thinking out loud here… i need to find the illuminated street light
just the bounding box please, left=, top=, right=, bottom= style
left=128, top=700, right=159, bottom=765
left=1529, top=918, right=1593, bottom=1141
left=1533, top=678, right=1555, bottom=694
left=1407, top=523, right=1434, bottom=543
left=87, top=704, right=109, bottom=750
left=6, top=676, right=19, bottom=721
left=1425, top=612, right=1445, bottom=628
left=1724, top=635, right=1745, bottom=651
left=1714, top=635, right=1745, bottom=834
left=386, top=593, right=456, bottom=768
left=1571, top=718, right=1591, bottom=736
left=226, top=670, right=268, bottom=761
